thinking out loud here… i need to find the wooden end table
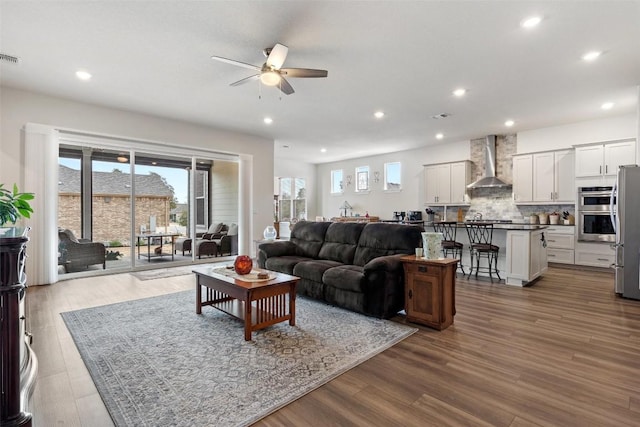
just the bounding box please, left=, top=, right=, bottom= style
left=400, top=256, right=458, bottom=330
left=193, top=267, right=299, bottom=341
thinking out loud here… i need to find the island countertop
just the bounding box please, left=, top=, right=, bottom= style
left=424, top=221, right=549, bottom=231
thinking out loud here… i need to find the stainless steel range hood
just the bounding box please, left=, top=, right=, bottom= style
left=467, top=135, right=512, bottom=189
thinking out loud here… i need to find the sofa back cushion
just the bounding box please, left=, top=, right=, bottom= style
left=318, top=222, right=366, bottom=264
left=290, top=221, right=331, bottom=258
left=353, top=223, right=422, bottom=266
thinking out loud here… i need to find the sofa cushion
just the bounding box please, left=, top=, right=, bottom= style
left=265, top=256, right=311, bottom=275
left=227, top=223, right=238, bottom=236
left=289, top=221, right=331, bottom=258
left=353, top=223, right=422, bottom=266
left=293, top=259, right=343, bottom=284
left=323, top=265, right=365, bottom=293
left=318, top=222, right=366, bottom=264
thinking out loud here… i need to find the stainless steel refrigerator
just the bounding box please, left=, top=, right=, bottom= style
left=612, top=165, right=640, bottom=300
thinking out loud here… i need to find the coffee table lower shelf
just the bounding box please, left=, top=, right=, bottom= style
left=194, top=268, right=299, bottom=341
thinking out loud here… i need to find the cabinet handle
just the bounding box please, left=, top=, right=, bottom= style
left=550, top=192, right=553, bottom=200
left=408, top=289, right=413, bottom=299
left=599, top=165, right=602, bottom=174
left=548, top=254, right=556, bottom=257
left=597, top=258, right=608, bottom=261
left=547, top=239, right=556, bottom=242
left=606, top=165, right=608, bottom=174
left=418, top=266, right=427, bottom=273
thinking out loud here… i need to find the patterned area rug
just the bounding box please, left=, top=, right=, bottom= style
left=62, top=291, right=416, bottom=426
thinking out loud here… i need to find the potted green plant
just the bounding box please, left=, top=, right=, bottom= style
left=0, top=184, right=34, bottom=232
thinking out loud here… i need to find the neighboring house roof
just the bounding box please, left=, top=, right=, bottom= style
left=58, top=165, right=173, bottom=197
left=171, top=203, right=187, bottom=215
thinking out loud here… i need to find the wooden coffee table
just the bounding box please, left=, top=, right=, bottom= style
left=193, top=266, right=299, bottom=341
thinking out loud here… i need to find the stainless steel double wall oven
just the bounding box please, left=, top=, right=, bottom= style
left=578, top=186, right=615, bottom=242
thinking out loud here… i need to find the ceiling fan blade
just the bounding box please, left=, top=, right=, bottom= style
left=266, top=43, right=288, bottom=70
left=211, top=55, right=261, bottom=71
left=280, top=68, right=328, bottom=78
left=278, top=77, right=295, bottom=95
left=230, top=74, right=260, bottom=86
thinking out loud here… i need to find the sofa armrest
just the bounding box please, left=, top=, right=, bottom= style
left=257, top=241, right=297, bottom=267
left=363, top=254, right=405, bottom=274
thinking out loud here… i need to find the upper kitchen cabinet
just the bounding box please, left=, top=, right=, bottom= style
left=513, top=149, right=575, bottom=204
left=533, top=150, right=575, bottom=203
left=575, top=139, right=636, bottom=178
left=512, top=154, right=533, bottom=203
left=424, top=161, right=471, bottom=205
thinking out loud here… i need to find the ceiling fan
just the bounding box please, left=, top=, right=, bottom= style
left=211, top=43, right=328, bottom=95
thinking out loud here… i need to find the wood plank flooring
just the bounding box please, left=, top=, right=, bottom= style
left=26, top=266, right=640, bottom=426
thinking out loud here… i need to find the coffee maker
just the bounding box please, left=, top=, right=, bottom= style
left=393, top=211, right=405, bottom=221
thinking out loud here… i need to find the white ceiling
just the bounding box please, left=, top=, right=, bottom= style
left=1, top=1, right=639, bottom=164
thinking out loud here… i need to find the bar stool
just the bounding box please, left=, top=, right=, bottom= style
left=465, top=223, right=501, bottom=282
left=432, top=221, right=465, bottom=275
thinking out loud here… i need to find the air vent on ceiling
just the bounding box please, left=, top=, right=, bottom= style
left=430, top=113, right=451, bottom=119
left=0, top=53, right=21, bottom=64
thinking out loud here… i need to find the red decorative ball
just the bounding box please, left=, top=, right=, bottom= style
left=233, top=255, right=253, bottom=275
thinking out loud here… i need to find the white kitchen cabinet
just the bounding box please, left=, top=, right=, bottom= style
left=513, top=150, right=574, bottom=204
left=575, top=241, right=615, bottom=268
left=505, top=228, right=548, bottom=286
left=575, top=139, right=636, bottom=178
left=512, top=154, right=533, bottom=203
left=533, top=150, right=575, bottom=202
left=424, top=161, right=470, bottom=206
left=545, top=225, right=575, bottom=265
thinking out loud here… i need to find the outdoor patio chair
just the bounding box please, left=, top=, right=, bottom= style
left=58, top=228, right=106, bottom=273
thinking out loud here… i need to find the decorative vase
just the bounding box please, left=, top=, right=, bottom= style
left=263, top=225, right=277, bottom=240
left=549, top=214, right=559, bottom=225
left=421, top=232, right=443, bottom=260
left=234, top=255, right=253, bottom=275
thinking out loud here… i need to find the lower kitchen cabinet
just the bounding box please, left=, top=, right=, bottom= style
left=505, top=228, right=548, bottom=286
left=546, top=226, right=575, bottom=265
left=400, top=256, right=457, bottom=330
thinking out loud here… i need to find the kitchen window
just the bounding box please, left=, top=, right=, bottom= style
left=331, top=169, right=343, bottom=194
left=384, top=162, right=401, bottom=191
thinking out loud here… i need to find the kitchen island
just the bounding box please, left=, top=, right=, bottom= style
left=430, top=222, right=549, bottom=286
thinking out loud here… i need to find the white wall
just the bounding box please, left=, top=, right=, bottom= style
left=516, top=114, right=637, bottom=153
left=0, top=86, right=274, bottom=247
left=316, top=140, right=470, bottom=220
left=274, top=158, right=317, bottom=220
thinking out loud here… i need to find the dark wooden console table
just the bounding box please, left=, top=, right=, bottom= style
left=0, top=228, right=35, bottom=426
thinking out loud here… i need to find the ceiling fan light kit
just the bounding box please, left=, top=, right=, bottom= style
left=211, top=42, right=327, bottom=95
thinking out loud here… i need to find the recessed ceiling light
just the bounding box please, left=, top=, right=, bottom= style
left=582, top=51, right=602, bottom=61
left=453, top=88, right=466, bottom=97
left=263, top=117, right=273, bottom=124
left=505, top=120, right=515, bottom=127
left=75, top=70, right=92, bottom=81
left=320, top=148, right=327, bottom=153
left=520, top=16, right=542, bottom=28
left=374, top=111, right=385, bottom=119
left=601, top=102, right=614, bottom=110
left=435, top=133, right=444, bottom=140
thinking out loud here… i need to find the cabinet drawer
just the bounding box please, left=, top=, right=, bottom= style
left=404, top=262, right=441, bottom=278
left=575, top=251, right=614, bottom=268
left=547, top=248, right=574, bottom=264
left=545, top=233, right=574, bottom=249
left=545, top=226, right=575, bottom=235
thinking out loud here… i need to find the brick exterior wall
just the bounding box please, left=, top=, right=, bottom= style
left=58, top=193, right=171, bottom=245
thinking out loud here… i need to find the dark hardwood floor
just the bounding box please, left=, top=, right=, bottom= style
left=27, top=266, right=640, bottom=426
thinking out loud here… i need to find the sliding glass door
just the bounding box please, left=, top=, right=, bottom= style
left=57, top=141, right=239, bottom=277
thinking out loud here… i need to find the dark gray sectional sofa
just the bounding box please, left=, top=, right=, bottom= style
left=257, top=220, right=422, bottom=318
